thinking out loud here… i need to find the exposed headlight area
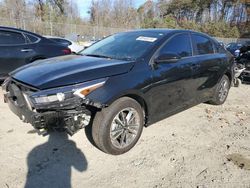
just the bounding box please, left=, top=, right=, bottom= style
left=30, top=78, right=108, bottom=106
left=32, top=91, right=73, bottom=104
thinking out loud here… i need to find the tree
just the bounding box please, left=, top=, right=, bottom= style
left=89, top=0, right=138, bottom=28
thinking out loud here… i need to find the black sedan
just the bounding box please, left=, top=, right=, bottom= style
left=0, top=26, right=71, bottom=80
left=226, top=42, right=243, bottom=56
left=2, top=29, right=234, bottom=155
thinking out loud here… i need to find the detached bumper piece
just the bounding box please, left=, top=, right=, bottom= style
left=4, top=80, right=93, bottom=136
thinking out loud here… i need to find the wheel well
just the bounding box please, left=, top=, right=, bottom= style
left=124, top=94, right=148, bottom=125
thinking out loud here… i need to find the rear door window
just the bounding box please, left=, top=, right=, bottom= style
left=192, top=34, right=214, bottom=55
left=0, top=30, right=26, bottom=45
left=159, top=33, right=192, bottom=58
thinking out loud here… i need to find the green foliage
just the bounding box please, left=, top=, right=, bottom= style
left=140, top=15, right=240, bottom=38
left=162, top=15, right=179, bottom=29
left=179, top=20, right=200, bottom=31
left=141, top=18, right=160, bottom=28
left=154, top=0, right=245, bottom=38
left=200, top=21, right=240, bottom=38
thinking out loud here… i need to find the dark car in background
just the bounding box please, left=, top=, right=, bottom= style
left=2, top=29, right=234, bottom=155
left=45, top=36, right=84, bottom=53
left=238, top=45, right=250, bottom=83
left=226, top=42, right=243, bottom=56
left=0, top=26, right=71, bottom=80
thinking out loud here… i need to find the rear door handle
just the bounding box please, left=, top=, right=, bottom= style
left=21, top=49, right=33, bottom=52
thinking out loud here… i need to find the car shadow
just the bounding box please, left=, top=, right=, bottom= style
left=25, top=131, right=88, bottom=188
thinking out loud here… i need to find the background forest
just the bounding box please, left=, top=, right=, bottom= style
left=0, top=0, right=249, bottom=38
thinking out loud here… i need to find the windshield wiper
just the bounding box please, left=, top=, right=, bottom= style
left=84, top=54, right=113, bottom=59
left=80, top=54, right=135, bottom=61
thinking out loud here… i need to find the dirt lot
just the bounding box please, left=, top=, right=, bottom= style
left=0, top=85, right=250, bottom=188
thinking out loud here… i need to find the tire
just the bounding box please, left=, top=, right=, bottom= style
left=209, top=75, right=230, bottom=105
left=91, top=97, right=144, bottom=155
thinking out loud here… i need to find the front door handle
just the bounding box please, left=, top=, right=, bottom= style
left=21, top=49, right=33, bottom=52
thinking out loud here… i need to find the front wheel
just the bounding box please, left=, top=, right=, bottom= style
left=91, top=97, right=144, bottom=155
left=209, top=75, right=230, bottom=105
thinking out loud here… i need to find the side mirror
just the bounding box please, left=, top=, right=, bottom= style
left=154, top=53, right=181, bottom=64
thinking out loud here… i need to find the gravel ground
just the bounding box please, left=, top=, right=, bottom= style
left=0, top=85, right=250, bottom=188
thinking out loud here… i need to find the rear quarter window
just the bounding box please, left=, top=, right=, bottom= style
left=192, top=34, right=214, bottom=55
left=26, top=34, right=40, bottom=43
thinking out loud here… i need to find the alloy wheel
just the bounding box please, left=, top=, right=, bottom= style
left=218, top=79, right=229, bottom=102
left=110, top=107, right=140, bottom=149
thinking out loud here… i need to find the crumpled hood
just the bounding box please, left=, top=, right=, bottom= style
left=10, top=55, right=135, bottom=89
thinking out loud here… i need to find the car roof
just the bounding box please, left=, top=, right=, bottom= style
left=0, top=26, right=43, bottom=38
left=123, top=28, right=212, bottom=38
left=228, top=42, right=243, bottom=46
left=127, top=28, right=200, bottom=33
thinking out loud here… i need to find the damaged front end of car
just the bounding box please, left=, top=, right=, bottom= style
left=2, top=77, right=107, bottom=136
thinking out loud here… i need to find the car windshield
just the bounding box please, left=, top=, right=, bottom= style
left=80, top=31, right=165, bottom=61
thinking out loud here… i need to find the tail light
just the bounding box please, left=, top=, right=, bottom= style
left=62, top=48, right=71, bottom=55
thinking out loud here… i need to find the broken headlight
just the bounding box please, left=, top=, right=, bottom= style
left=30, top=78, right=107, bottom=105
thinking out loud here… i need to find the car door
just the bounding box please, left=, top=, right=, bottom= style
left=191, top=34, right=226, bottom=102
left=0, top=30, right=36, bottom=78
left=149, top=33, right=196, bottom=122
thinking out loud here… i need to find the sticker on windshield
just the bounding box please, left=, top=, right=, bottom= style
left=136, top=36, right=157, bottom=42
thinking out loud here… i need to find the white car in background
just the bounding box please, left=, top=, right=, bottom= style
left=82, top=39, right=98, bottom=48
left=45, top=36, right=84, bottom=53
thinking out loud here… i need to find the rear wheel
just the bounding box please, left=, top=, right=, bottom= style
left=91, top=97, right=144, bottom=155
left=209, top=75, right=230, bottom=105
